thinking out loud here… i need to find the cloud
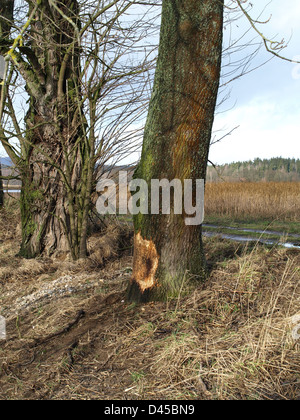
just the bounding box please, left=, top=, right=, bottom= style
left=210, top=93, right=300, bottom=164
left=266, top=0, right=300, bottom=33
left=213, top=1, right=300, bottom=164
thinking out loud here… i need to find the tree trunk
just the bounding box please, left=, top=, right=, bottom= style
left=19, top=85, right=86, bottom=260
left=128, top=0, right=224, bottom=302
left=19, top=136, right=82, bottom=258
left=18, top=0, right=89, bottom=259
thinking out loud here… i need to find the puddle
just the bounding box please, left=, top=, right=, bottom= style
left=203, top=229, right=300, bottom=250
left=203, top=224, right=300, bottom=239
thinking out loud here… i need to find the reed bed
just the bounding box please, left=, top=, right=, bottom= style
left=205, top=182, right=300, bottom=221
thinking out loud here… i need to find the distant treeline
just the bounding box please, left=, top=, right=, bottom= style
left=2, top=157, right=300, bottom=185
left=207, top=158, right=300, bottom=182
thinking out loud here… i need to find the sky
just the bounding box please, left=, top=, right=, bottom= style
left=210, top=0, right=300, bottom=164
left=1, top=0, right=299, bottom=166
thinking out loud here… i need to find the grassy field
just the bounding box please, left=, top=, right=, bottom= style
left=0, top=197, right=299, bottom=400
left=205, top=181, right=300, bottom=224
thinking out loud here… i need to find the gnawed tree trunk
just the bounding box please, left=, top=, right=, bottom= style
left=128, top=0, right=224, bottom=302
left=18, top=0, right=88, bottom=259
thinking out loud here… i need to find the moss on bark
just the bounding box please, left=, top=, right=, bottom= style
left=128, top=0, right=224, bottom=302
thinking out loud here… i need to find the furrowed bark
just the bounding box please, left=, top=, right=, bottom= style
left=128, top=0, right=224, bottom=302
left=18, top=0, right=88, bottom=259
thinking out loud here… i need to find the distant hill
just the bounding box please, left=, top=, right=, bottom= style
left=207, top=158, right=300, bottom=182
left=1, top=156, right=300, bottom=184
left=0, top=157, right=20, bottom=188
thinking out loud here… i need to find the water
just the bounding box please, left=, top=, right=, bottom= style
left=203, top=224, right=300, bottom=238
left=203, top=225, right=300, bottom=250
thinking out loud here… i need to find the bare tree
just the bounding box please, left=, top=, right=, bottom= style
left=0, top=0, right=158, bottom=259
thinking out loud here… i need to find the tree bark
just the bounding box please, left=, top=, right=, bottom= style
left=128, top=0, right=224, bottom=302
left=18, top=0, right=88, bottom=259
left=19, top=140, right=82, bottom=258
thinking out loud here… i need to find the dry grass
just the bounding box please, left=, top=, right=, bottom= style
left=0, top=202, right=299, bottom=400
left=143, top=243, right=300, bottom=400
left=205, top=182, right=300, bottom=221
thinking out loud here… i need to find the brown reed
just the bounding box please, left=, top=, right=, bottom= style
left=205, top=182, right=300, bottom=221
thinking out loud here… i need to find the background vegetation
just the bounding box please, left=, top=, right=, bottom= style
left=205, top=181, right=300, bottom=222
left=207, top=158, right=300, bottom=182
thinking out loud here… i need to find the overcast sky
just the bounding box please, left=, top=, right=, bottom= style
left=210, top=0, right=300, bottom=164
